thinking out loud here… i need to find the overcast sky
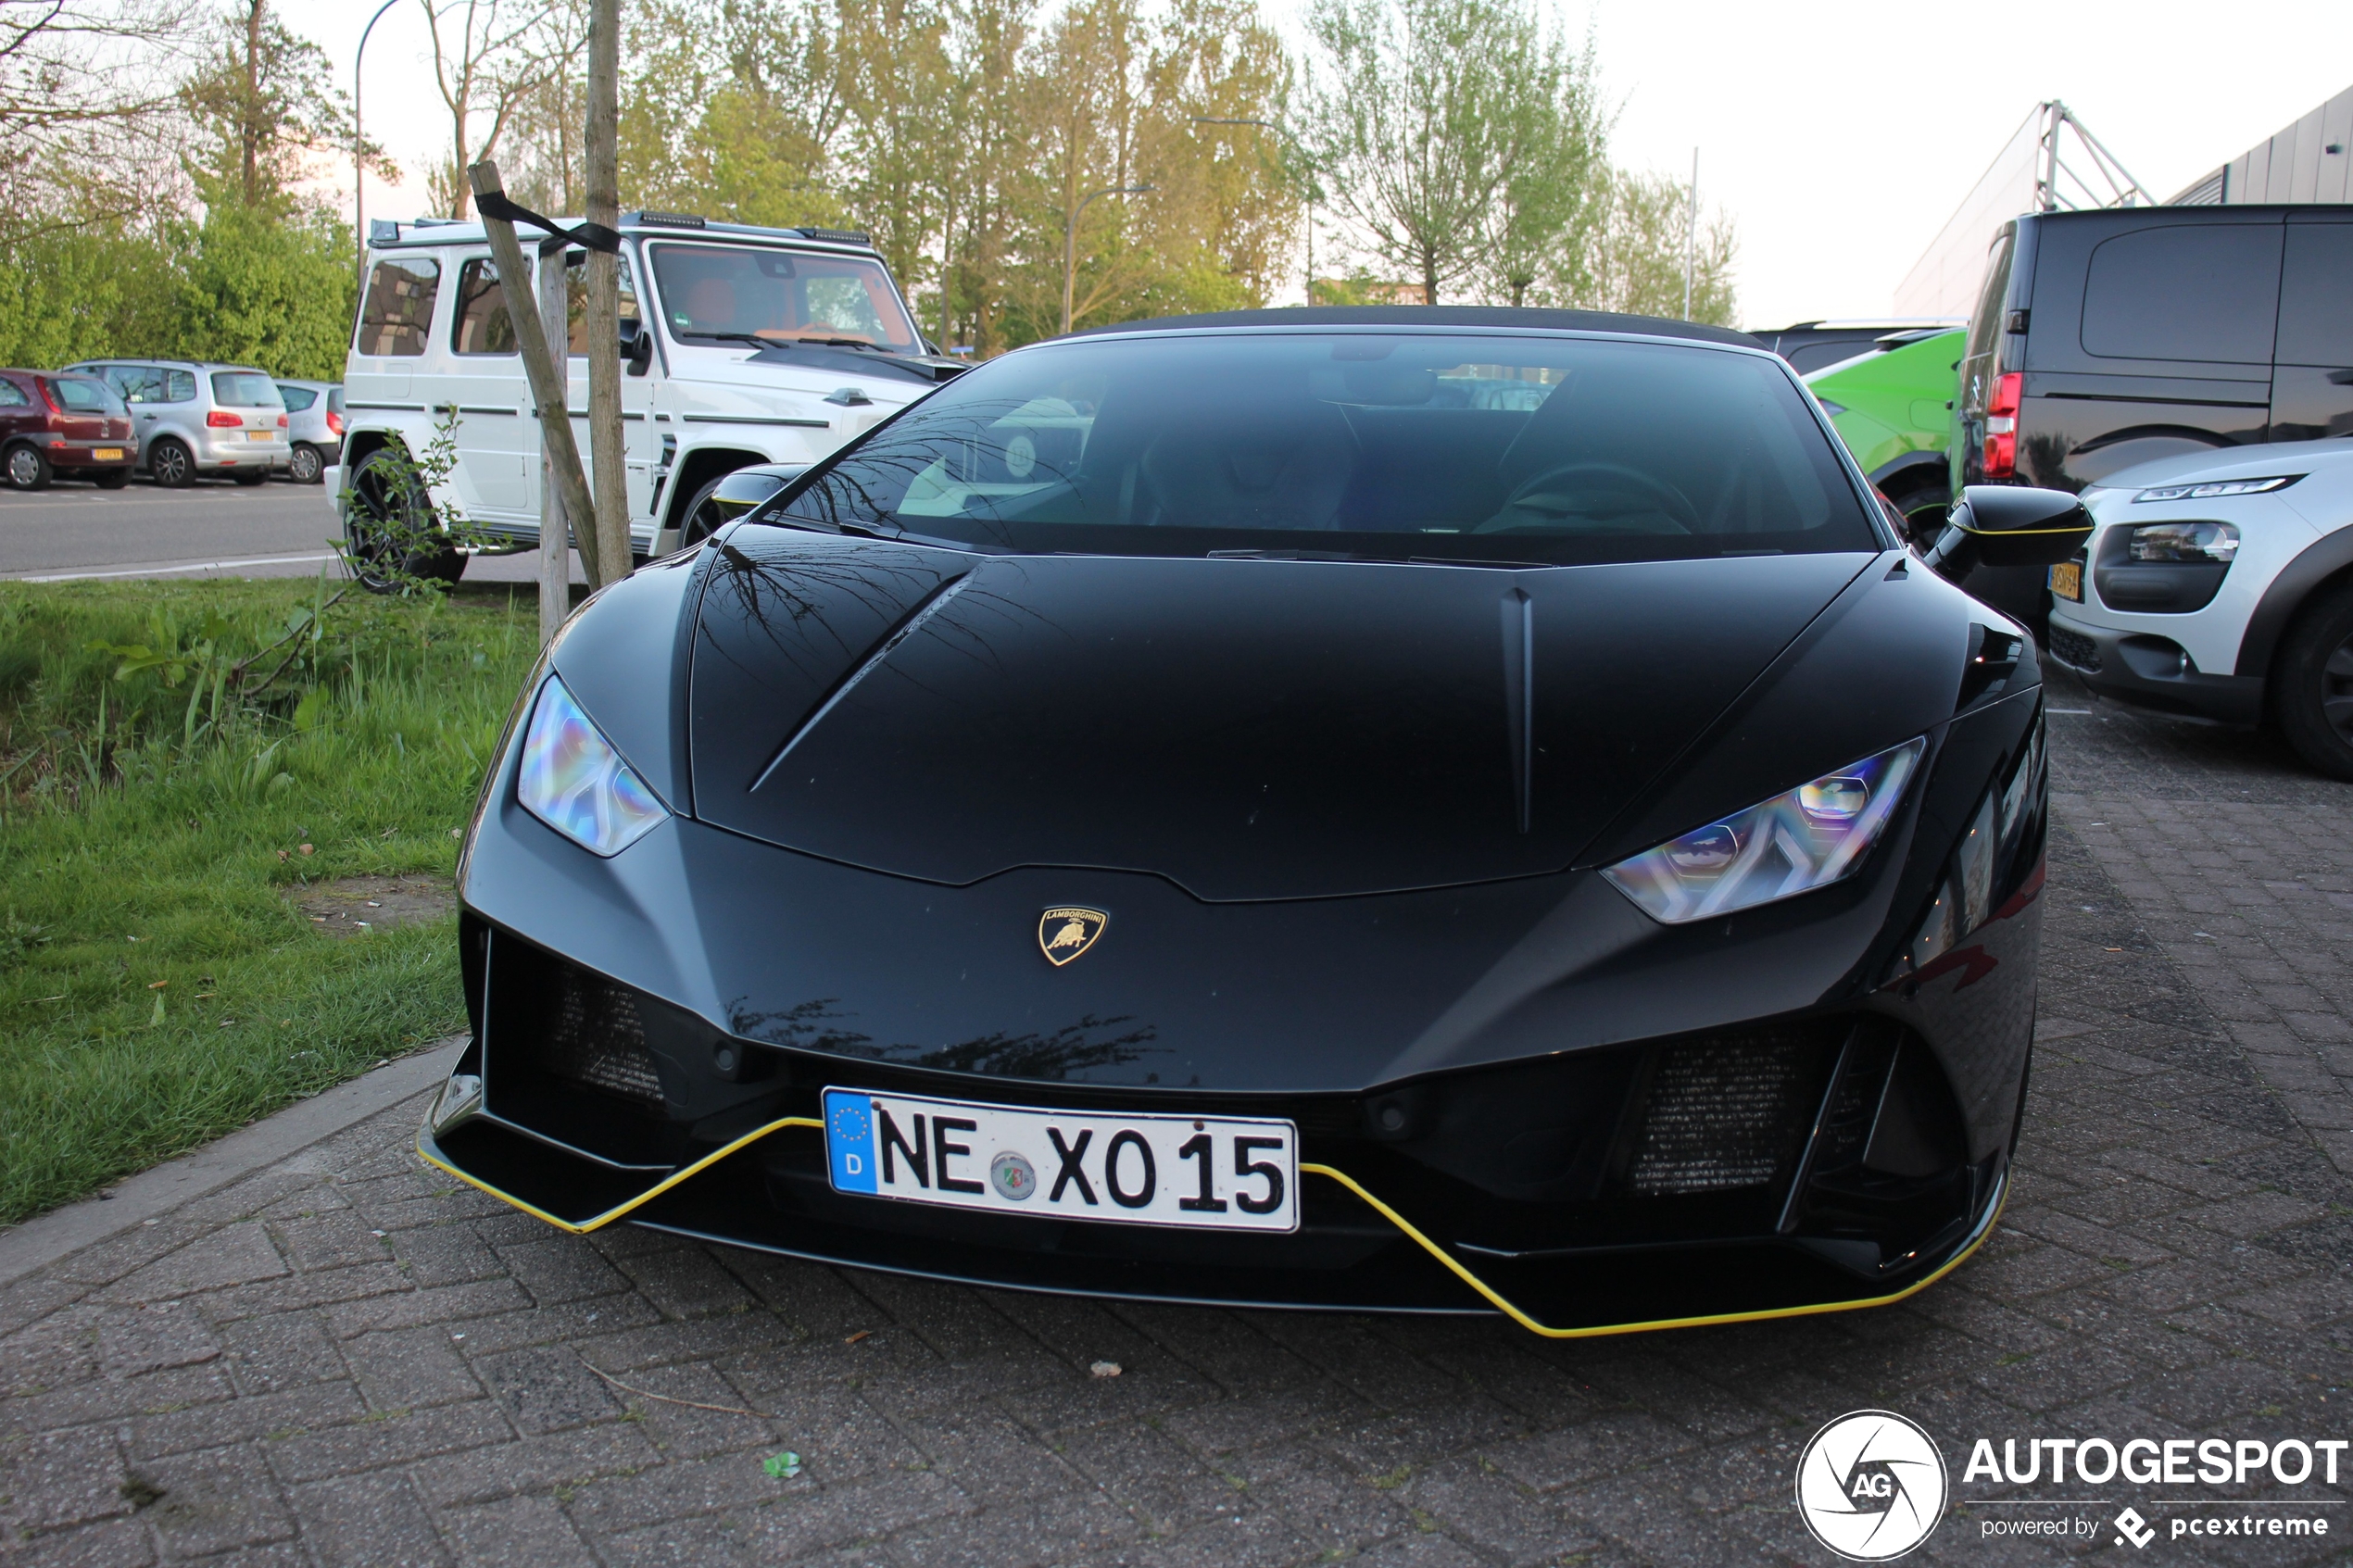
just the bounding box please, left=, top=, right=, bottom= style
left=289, top=0, right=2353, bottom=331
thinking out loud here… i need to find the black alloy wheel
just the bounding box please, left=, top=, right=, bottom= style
left=1881, top=476, right=1954, bottom=546
left=675, top=470, right=736, bottom=552
left=148, top=438, right=195, bottom=489
left=92, top=468, right=130, bottom=490
left=4, top=445, right=51, bottom=491
left=287, top=443, right=323, bottom=484
left=344, top=446, right=465, bottom=594
left=2274, top=582, right=2353, bottom=781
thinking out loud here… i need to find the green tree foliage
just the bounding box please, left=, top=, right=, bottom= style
left=1300, top=0, right=1734, bottom=322
left=599, top=0, right=1300, bottom=354
left=1579, top=169, right=1738, bottom=326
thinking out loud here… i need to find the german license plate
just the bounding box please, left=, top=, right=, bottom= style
left=245, top=430, right=274, bottom=442
left=94, top=448, right=122, bottom=460
left=2049, top=560, right=2082, bottom=601
left=823, top=1086, right=1299, bottom=1232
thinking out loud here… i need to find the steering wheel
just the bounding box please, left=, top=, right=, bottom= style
left=1476, top=461, right=1699, bottom=534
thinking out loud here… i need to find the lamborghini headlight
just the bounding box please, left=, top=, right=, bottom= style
left=516, top=675, right=668, bottom=856
left=1604, top=738, right=1926, bottom=924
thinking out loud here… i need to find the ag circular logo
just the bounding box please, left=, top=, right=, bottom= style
left=1794, top=1410, right=1947, bottom=1561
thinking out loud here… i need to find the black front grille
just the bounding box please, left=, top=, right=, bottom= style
left=539, top=968, right=662, bottom=1108
left=1629, top=1033, right=1818, bottom=1195
left=2045, top=624, right=2099, bottom=672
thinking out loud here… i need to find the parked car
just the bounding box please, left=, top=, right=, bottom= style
left=1753, top=319, right=1962, bottom=376
left=1805, top=327, right=1966, bottom=538
left=2045, top=437, right=2353, bottom=777
left=0, top=370, right=134, bottom=490
left=59, top=359, right=290, bottom=487
left=334, top=212, right=963, bottom=587
left=422, top=306, right=2082, bottom=1336
left=273, top=379, right=343, bottom=483
left=1953, top=204, right=2353, bottom=636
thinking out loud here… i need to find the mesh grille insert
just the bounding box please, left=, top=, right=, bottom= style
left=1629, top=1035, right=1814, bottom=1196
left=537, top=967, right=664, bottom=1108
left=2045, top=624, right=2099, bottom=673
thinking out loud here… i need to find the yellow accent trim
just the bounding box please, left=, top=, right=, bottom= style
left=417, top=1115, right=823, bottom=1235
left=416, top=1113, right=1998, bottom=1338
left=1299, top=1162, right=2001, bottom=1339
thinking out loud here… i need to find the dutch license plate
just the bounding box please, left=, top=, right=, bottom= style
left=823, top=1086, right=1299, bottom=1232
left=2049, top=560, right=2083, bottom=601
left=94, top=448, right=122, bottom=461
left=245, top=430, right=274, bottom=442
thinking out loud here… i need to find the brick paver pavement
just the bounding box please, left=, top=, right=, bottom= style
left=6, top=669, right=2352, bottom=1566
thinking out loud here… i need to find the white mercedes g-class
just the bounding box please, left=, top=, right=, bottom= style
left=330, top=211, right=961, bottom=581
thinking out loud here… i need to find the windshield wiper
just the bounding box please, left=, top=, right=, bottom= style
left=692, top=332, right=897, bottom=356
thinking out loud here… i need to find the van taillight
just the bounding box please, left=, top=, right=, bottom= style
left=207, top=409, right=243, bottom=428
left=1982, top=371, right=2021, bottom=480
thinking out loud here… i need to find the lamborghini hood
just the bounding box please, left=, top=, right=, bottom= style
left=686, top=533, right=1875, bottom=901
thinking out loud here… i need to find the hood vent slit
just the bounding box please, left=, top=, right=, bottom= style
left=749, top=572, right=972, bottom=792
left=1502, top=588, right=1533, bottom=834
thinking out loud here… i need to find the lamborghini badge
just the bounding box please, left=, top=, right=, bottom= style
left=1038, top=907, right=1108, bottom=966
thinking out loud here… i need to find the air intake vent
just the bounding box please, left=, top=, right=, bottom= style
left=538, top=968, right=664, bottom=1108
left=1629, top=1033, right=1816, bottom=1195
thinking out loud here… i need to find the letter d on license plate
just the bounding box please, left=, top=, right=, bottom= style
left=823, top=1087, right=1299, bottom=1233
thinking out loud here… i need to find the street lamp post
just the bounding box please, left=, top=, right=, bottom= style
left=354, top=0, right=403, bottom=298
left=1192, top=117, right=1311, bottom=304
left=1061, top=184, right=1152, bottom=336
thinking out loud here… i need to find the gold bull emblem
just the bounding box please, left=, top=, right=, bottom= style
left=1038, top=907, right=1108, bottom=966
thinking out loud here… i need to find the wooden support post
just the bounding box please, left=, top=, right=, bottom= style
left=535, top=236, right=572, bottom=646
left=467, top=158, right=605, bottom=593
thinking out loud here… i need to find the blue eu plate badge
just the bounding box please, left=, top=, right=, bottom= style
left=825, top=1090, right=878, bottom=1194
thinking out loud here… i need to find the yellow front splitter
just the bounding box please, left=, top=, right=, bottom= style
left=418, top=1112, right=1999, bottom=1340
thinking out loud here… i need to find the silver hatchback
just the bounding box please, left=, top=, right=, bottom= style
left=61, top=359, right=290, bottom=486
left=272, top=380, right=343, bottom=484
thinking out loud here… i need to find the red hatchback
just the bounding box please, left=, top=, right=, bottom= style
left=0, top=370, right=135, bottom=489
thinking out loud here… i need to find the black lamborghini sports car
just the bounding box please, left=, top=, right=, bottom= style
left=424, top=307, right=2090, bottom=1336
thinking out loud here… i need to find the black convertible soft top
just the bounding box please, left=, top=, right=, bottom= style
left=1067, top=304, right=1762, bottom=351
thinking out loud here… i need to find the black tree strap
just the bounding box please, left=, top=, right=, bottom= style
left=473, top=190, right=622, bottom=255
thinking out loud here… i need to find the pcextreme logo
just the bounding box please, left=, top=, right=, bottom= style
left=1794, top=1411, right=1950, bottom=1561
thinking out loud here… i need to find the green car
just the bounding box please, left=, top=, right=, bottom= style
left=1804, top=327, right=1964, bottom=540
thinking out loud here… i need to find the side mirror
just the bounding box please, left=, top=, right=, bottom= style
left=1920, top=484, right=2092, bottom=583
left=620, top=321, right=653, bottom=376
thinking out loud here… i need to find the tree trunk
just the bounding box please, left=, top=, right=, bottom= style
left=584, top=0, right=629, bottom=583
left=242, top=0, right=262, bottom=206
left=1422, top=251, right=1439, bottom=307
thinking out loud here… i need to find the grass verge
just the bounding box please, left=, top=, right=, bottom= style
left=0, top=573, right=537, bottom=1225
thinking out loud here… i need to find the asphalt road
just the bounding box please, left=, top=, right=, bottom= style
left=0, top=475, right=582, bottom=586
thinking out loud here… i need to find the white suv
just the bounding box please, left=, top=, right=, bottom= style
left=331, top=213, right=961, bottom=581
left=2045, top=438, right=2353, bottom=776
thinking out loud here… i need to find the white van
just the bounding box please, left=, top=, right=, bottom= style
left=328, top=212, right=962, bottom=582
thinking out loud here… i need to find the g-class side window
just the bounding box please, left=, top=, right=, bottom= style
left=357, top=257, right=442, bottom=358
left=452, top=257, right=519, bottom=355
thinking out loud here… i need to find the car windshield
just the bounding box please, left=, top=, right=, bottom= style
left=51, top=377, right=123, bottom=415
left=648, top=242, right=918, bottom=351
left=768, top=331, right=1879, bottom=565
left=211, top=371, right=282, bottom=408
